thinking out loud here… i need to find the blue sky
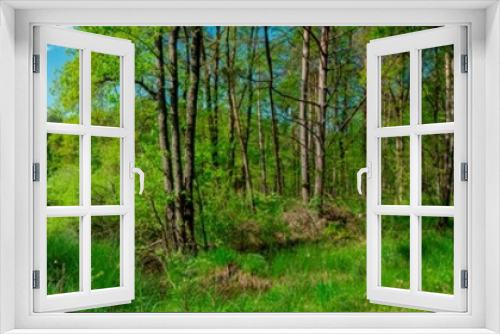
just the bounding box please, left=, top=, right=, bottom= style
left=47, top=44, right=77, bottom=107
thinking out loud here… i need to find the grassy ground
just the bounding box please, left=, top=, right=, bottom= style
left=47, top=213, right=453, bottom=312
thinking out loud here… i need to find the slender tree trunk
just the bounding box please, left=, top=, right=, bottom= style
left=314, top=27, right=329, bottom=206
left=154, top=28, right=176, bottom=248
left=208, top=27, right=221, bottom=168
left=264, top=26, right=283, bottom=195
left=243, top=27, right=257, bottom=152
left=256, top=68, right=269, bottom=195
left=299, top=27, right=311, bottom=203
left=183, top=27, right=202, bottom=254
left=225, top=27, right=236, bottom=187
left=224, top=28, right=255, bottom=209
left=168, top=26, right=184, bottom=250
left=230, top=71, right=255, bottom=210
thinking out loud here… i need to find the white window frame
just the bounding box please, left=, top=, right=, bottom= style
left=366, top=26, right=468, bottom=312
left=1, top=2, right=499, bottom=333
left=33, top=26, right=136, bottom=313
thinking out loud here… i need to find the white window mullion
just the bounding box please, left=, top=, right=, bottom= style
left=409, top=47, right=420, bottom=295
left=82, top=48, right=92, bottom=295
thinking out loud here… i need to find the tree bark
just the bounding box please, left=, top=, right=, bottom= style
left=168, top=26, right=184, bottom=250
left=314, top=27, right=329, bottom=206
left=256, top=67, right=268, bottom=195
left=224, top=28, right=255, bottom=209
left=299, top=27, right=311, bottom=203
left=208, top=26, right=222, bottom=168
left=154, top=28, right=176, bottom=249
left=225, top=27, right=236, bottom=187
left=183, top=27, right=202, bottom=254
left=264, top=26, right=283, bottom=195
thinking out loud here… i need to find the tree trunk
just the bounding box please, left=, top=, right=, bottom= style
left=224, top=28, right=256, bottom=209
left=243, top=27, right=257, bottom=152
left=168, top=26, right=184, bottom=250
left=208, top=26, right=221, bottom=168
left=299, top=27, right=311, bottom=203
left=183, top=27, right=202, bottom=254
left=154, top=28, right=176, bottom=249
left=264, top=26, right=283, bottom=195
left=225, top=27, right=236, bottom=187
left=314, top=27, right=329, bottom=206
left=257, top=67, right=268, bottom=194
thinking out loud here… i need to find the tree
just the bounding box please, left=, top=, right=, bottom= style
left=168, top=26, right=184, bottom=250
left=314, top=27, right=329, bottom=205
left=264, top=26, right=284, bottom=195
left=183, top=26, right=203, bottom=254
left=299, top=27, right=311, bottom=203
left=257, top=67, right=268, bottom=194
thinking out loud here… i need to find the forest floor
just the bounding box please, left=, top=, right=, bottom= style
left=48, top=201, right=453, bottom=312
left=69, top=205, right=451, bottom=312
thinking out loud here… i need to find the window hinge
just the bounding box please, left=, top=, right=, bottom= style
left=33, top=270, right=40, bottom=289
left=461, top=162, right=468, bottom=181
left=33, top=54, right=40, bottom=73
left=461, top=54, right=468, bottom=73
left=461, top=270, right=468, bottom=289
left=33, top=163, right=40, bottom=182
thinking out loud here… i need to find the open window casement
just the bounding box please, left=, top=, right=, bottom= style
left=362, top=26, right=467, bottom=312
left=33, top=26, right=139, bottom=312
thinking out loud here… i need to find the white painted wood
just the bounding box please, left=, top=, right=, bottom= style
left=33, top=26, right=135, bottom=313
left=366, top=26, right=467, bottom=312
left=3, top=0, right=497, bottom=10
left=0, top=2, right=17, bottom=333
left=46, top=123, right=130, bottom=138
left=485, top=3, right=500, bottom=332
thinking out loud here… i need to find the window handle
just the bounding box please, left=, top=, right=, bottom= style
left=357, top=162, right=371, bottom=195
left=129, top=162, right=145, bottom=195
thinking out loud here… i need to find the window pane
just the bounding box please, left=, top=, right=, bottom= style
left=91, top=52, right=121, bottom=127
left=421, top=45, right=454, bottom=124
left=91, top=216, right=121, bottom=290
left=47, top=45, right=80, bottom=124
left=47, top=133, right=80, bottom=206
left=381, top=52, right=410, bottom=127
left=421, top=134, right=454, bottom=206
left=47, top=217, right=80, bottom=295
left=381, top=215, right=410, bottom=290
left=381, top=137, right=410, bottom=205
left=421, top=217, right=454, bottom=294
left=91, top=137, right=120, bottom=205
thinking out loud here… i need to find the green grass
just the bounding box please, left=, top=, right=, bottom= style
left=47, top=213, right=453, bottom=312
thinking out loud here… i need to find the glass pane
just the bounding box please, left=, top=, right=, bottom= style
left=47, top=45, right=80, bottom=124
left=381, top=137, right=410, bottom=205
left=91, top=52, right=121, bottom=127
left=91, top=216, right=121, bottom=290
left=47, top=133, right=80, bottom=206
left=421, top=45, right=454, bottom=124
left=47, top=217, right=80, bottom=295
left=421, top=216, right=454, bottom=294
left=381, top=52, right=410, bottom=127
left=381, top=215, right=410, bottom=290
left=91, top=137, right=120, bottom=205
left=421, top=134, right=454, bottom=206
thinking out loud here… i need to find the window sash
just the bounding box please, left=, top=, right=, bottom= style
left=366, top=26, right=467, bottom=312
left=32, top=25, right=136, bottom=313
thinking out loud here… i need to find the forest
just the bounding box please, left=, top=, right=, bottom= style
left=46, top=26, right=455, bottom=312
